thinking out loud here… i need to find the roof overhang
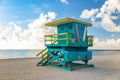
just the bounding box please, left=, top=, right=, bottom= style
left=45, top=18, right=92, bottom=27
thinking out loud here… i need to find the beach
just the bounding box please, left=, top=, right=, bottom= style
left=0, top=53, right=120, bottom=80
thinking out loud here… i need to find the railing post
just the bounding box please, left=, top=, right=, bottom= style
left=51, top=36, right=52, bottom=45
left=58, top=35, right=60, bottom=45
left=44, top=36, right=46, bottom=45
left=41, top=54, right=43, bottom=61
left=66, top=32, right=69, bottom=46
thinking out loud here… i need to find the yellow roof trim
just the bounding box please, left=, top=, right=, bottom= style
left=45, top=18, right=92, bottom=27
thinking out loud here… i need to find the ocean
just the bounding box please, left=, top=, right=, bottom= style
left=0, top=49, right=120, bottom=59
left=0, top=49, right=40, bottom=59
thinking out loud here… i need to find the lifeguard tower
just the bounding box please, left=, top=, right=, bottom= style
left=36, top=18, right=94, bottom=71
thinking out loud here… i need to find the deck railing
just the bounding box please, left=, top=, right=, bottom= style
left=44, top=32, right=73, bottom=46
left=88, top=35, right=93, bottom=46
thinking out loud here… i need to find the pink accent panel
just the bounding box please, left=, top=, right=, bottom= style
left=76, top=24, right=80, bottom=42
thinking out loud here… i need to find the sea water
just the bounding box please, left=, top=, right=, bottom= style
left=0, top=49, right=40, bottom=59
left=0, top=49, right=120, bottom=59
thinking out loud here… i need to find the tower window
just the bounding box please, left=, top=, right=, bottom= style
left=69, top=25, right=72, bottom=30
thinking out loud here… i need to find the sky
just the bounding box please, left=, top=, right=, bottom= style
left=0, top=0, right=120, bottom=49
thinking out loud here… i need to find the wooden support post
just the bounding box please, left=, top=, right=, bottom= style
left=44, top=36, right=46, bottom=44
left=51, top=36, right=52, bottom=45
left=66, top=32, right=69, bottom=46
left=58, top=35, right=60, bottom=45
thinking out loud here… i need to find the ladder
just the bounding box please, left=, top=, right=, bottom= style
left=36, top=48, right=49, bottom=66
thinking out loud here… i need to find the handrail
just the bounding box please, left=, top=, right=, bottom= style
left=45, top=38, right=72, bottom=41
left=87, top=35, right=93, bottom=46
left=44, top=32, right=73, bottom=46
left=36, top=48, right=47, bottom=56
left=45, top=32, right=73, bottom=37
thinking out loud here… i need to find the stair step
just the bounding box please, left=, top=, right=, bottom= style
left=42, top=52, right=48, bottom=57
left=36, top=48, right=51, bottom=66
left=37, top=60, right=49, bottom=66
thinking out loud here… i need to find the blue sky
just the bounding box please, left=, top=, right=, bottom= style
left=0, top=0, right=104, bottom=24
left=0, top=0, right=120, bottom=49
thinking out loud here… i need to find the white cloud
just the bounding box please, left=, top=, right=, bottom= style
left=80, top=0, right=120, bottom=32
left=90, top=38, right=120, bottom=50
left=0, top=11, right=57, bottom=49
left=101, top=14, right=120, bottom=32
left=80, top=8, right=99, bottom=19
left=60, top=0, right=68, bottom=4
left=110, top=16, right=119, bottom=20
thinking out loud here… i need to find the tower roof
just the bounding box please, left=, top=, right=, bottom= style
left=45, top=18, right=92, bottom=27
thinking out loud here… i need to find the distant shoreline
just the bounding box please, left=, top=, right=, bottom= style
left=0, top=49, right=120, bottom=51
left=89, top=49, right=120, bottom=51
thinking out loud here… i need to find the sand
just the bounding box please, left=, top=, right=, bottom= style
left=0, top=54, right=120, bottom=80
